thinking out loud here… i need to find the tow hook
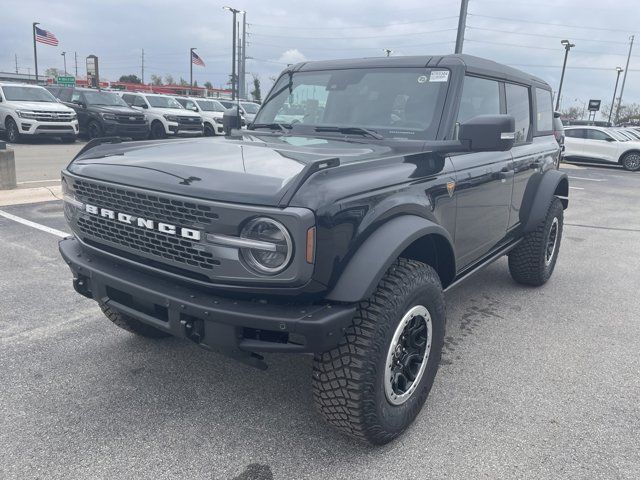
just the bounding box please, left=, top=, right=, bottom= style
left=73, top=276, right=92, bottom=299
left=181, top=316, right=205, bottom=343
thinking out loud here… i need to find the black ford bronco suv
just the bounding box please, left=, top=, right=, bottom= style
left=59, top=55, right=568, bottom=445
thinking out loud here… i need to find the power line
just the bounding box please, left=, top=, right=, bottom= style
left=467, top=26, right=630, bottom=45
left=468, top=13, right=637, bottom=34
left=250, top=27, right=458, bottom=40
left=465, top=38, right=629, bottom=56
left=250, top=16, right=458, bottom=30
left=250, top=40, right=455, bottom=52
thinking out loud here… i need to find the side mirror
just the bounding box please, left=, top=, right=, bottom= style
left=222, top=107, right=242, bottom=135
left=458, top=114, right=516, bottom=152
left=190, top=106, right=198, bottom=112
left=73, top=101, right=86, bottom=109
left=605, top=137, right=615, bottom=142
left=140, top=103, right=148, bottom=109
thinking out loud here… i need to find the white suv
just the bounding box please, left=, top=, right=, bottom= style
left=119, top=92, right=203, bottom=139
left=0, top=83, right=79, bottom=143
left=173, top=96, right=226, bottom=136
left=564, top=126, right=640, bottom=171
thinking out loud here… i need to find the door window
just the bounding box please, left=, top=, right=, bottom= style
left=505, top=84, right=531, bottom=143
left=565, top=129, right=585, bottom=138
left=133, top=96, right=147, bottom=108
left=535, top=88, right=553, bottom=132
left=457, top=76, right=501, bottom=123
left=71, top=90, right=83, bottom=103
left=586, top=129, right=613, bottom=141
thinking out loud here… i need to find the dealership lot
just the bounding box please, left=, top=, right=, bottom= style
left=1, top=143, right=639, bottom=479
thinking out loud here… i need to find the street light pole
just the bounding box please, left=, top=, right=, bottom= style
left=608, top=67, right=624, bottom=126
left=556, top=39, right=575, bottom=111
left=383, top=48, right=393, bottom=57
left=455, top=0, right=469, bottom=54
left=614, top=35, right=634, bottom=124
left=223, top=6, right=244, bottom=100
left=61, top=51, right=67, bottom=75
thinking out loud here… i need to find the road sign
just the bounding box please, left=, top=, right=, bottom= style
left=56, top=76, right=76, bottom=86
left=588, top=99, right=601, bottom=112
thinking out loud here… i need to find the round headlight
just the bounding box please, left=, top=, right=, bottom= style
left=240, top=217, right=293, bottom=275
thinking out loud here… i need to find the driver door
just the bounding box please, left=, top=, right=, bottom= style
left=582, top=129, right=621, bottom=163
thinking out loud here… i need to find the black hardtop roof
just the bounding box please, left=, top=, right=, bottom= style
left=288, top=54, right=550, bottom=90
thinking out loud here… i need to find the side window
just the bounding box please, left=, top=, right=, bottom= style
left=457, top=76, right=501, bottom=123
left=535, top=88, right=553, bottom=132
left=184, top=99, right=198, bottom=110
left=586, top=129, right=612, bottom=141
left=175, top=98, right=187, bottom=108
left=505, top=84, right=531, bottom=143
left=133, top=96, right=147, bottom=108
left=565, top=129, right=584, bottom=139
left=121, top=94, right=134, bottom=106
left=70, top=90, right=83, bottom=103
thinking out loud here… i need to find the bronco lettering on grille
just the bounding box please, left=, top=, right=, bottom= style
left=84, top=204, right=201, bottom=240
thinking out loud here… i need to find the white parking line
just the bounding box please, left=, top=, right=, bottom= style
left=0, top=209, right=69, bottom=238
left=568, top=176, right=606, bottom=182
left=569, top=186, right=584, bottom=190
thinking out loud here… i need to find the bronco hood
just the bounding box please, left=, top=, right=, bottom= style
left=66, top=135, right=382, bottom=206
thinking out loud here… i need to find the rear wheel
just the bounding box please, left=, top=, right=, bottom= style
left=313, top=258, right=445, bottom=445
left=150, top=120, right=166, bottom=139
left=5, top=118, right=21, bottom=143
left=99, top=302, right=170, bottom=338
left=621, top=152, right=640, bottom=171
left=508, top=197, right=564, bottom=286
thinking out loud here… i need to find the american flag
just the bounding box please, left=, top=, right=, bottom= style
left=191, top=50, right=205, bottom=66
left=35, top=26, right=59, bottom=46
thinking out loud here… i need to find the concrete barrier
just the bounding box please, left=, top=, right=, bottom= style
left=0, top=141, right=17, bottom=190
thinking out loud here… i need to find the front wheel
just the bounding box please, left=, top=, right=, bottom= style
left=5, top=118, right=21, bottom=143
left=203, top=123, right=216, bottom=137
left=313, top=258, right=445, bottom=445
left=508, top=197, right=564, bottom=286
left=150, top=121, right=167, bottom=139
left=87, top=121, right=103, bottom=139
left=621, top=152, right=640, bottom=172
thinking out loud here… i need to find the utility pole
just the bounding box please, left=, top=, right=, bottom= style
left=141, top=48, right=145, bottom=84
left=383, top=48, right=393, bottom=57
left=223, top=6, right=243, bottom=100
left=614, top=35, right=634, bottom=124
left=61, top=51, right=67, bottom=75
left=239, top=12, right=247, bottom=99
left=455, top=0, right=469, bottom=54
left=32, top=22, right=39, bottom=84
left=608, top=67, right=624, bottom=125
left=74, top=51, right=78, bottom=78
left=15, top=54, right=18, bottom=74
left=556, top=39, right=575, bottom=111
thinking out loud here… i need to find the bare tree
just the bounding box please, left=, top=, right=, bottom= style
left=164, top=74, right=174, bottom=85
left=251, top=74, right=261, bottom=103
left=150, top=74, right=163, bottom=86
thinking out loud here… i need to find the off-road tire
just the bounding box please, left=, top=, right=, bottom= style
left=621, top=152, right=640, bottom=172
left=6, top=118, right=21, bottom=143
left=313, top=258, right=445, bottom=445
left=150, top=120, right=166, bottom=139
left=508, top=197, right=564, bottom=286
left=99, top=302, right=170, bottom=338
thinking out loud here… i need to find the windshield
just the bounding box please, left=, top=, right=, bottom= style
left=2, top=86, right=57, bottom=102
left=241, top=102, right=260, bottom=114
left=197, top=99, right=226, bottom=112
left=147, top=95, right=183, bottom=109
left=83, top=91, right=128, bottom=107
left=253, top=67, right=450, bottom=140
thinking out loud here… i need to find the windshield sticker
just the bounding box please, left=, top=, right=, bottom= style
left=429, top=70, right=449, bottom=82
left=417, top=75, right=428, bottom=84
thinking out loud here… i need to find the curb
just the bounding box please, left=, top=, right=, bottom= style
left=0, top=185, right=63, bottom=206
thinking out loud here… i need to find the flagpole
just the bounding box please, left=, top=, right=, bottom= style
left=32, top=22, right=39, bottom=84
left=190, top=48, right=195, bottom=95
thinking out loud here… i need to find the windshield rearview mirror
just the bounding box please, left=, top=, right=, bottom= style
left=458, top=114, right=516, bottom=152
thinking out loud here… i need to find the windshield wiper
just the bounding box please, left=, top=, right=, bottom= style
left=314, top=126, right=383, bottom=140
left=250, top=123, right=293, bottom=132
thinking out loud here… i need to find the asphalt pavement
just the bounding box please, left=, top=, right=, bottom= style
left=1, top=160, right=639, bottom=479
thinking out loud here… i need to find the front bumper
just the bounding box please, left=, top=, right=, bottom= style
left=103, top=122, right=150, bottom=139
left=168, top=123, right=203, bottom=135
left=59, top=237, right=355, bottom=357
left=19, top=120, right=79, bottom=136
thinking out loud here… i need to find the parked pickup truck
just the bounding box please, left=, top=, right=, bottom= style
left=59, top=54, right=568, bottom=445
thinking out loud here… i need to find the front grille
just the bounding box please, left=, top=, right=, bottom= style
left=72, top=179, right=218, bottom=226
left=31, top=111, right=76, bottom=121
left=36, top=125, right=74, bottom=131
left=178, top=116, right=202, bottom=125
left=116, top=114, right=145, bottom=124
left=77, top=214, right=220, bottom=271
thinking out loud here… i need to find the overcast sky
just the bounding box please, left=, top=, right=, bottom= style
left=2, top=0, right=639, bottom=116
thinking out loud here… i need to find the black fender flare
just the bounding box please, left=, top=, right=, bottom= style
left=521, top=169, right=569, bottom=233
left=326, top=215, right=455, bottom=303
